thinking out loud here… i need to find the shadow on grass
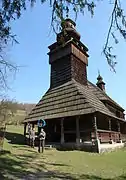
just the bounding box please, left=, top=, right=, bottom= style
left=0, top=150, right=126, bottom=180
left=0, top=151, right=43, bottom=180
left=12, top=145, right=37, bottom=153
left=46, top=162, right=70, bottom=167
left=5, top=131, right=25, bottom=145
left=79, top=174, right=126, bottom=180
left=0, top=150, right=11, bottom=156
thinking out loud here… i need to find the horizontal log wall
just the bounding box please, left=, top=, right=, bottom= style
left=98, top=132, right=110, bottom=143
left=97, top=129, right=126, bottom=143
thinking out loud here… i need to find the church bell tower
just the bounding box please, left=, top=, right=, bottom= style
left=48, top=19, right=89, bottom=88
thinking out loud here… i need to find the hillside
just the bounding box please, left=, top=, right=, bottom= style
left=10, top=103, right=36, bottom=125
left=0, top=102, right=36, bottom=125
left=12, top=103, right=36, bottom=124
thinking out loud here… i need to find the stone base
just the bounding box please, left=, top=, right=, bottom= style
left=99, top=142, right=125, bottom=153
left=118, top=140, right=122, bottom=143
left=46, top=140, right=125, bottom=153
left=57, top=142, right=93, bottom=152
left=94, top=139, right=100, bottom=153
left=109, top=140, right=114, bottom=144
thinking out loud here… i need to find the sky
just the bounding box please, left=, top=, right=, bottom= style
left=7, top=0, right=126, bottom=110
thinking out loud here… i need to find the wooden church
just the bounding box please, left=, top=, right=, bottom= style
left=24, top=19, right=126, bottom=152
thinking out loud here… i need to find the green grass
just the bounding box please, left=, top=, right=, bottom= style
left=0, top=125, right=126, bottom=179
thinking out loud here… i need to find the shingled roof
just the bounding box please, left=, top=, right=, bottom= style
left=87, top=81, right=125, bottom=111
left=24, top=79, right=125, bottom=122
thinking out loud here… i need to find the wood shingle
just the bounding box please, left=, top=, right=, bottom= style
left=24, top=80, right=125, bottom=122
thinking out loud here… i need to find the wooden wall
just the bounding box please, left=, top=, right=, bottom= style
left=96, top=113, right=109, bottom=130
left=71, top=54, right=87, bottom=86
left=50, top=54, right=87, bottom=88
left=105, top=102, right=124, bottom=119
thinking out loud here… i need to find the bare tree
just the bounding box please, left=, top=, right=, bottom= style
left=0, top=57, right=17, bottom=94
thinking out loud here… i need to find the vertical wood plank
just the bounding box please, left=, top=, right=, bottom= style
left=117, top=121, right=121, bottom=141
left=109, top=119, right=112, bottom=141
left=92, top=114, right=98, bottom=140
left=76, top=116, right=80, bottom=144
left=61, top=118, right=64, bottom=144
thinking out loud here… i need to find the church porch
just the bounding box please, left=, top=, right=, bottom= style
left=23, top=112, right=126, bottom=152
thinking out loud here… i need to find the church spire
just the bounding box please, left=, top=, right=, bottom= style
left=96, top=72, right=105, bottom=91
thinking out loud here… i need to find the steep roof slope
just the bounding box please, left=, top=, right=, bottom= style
left=87, top=81, right=124, bottom=111
left=24, top=80, right=95, bottom=122
left=24, top=80, right=125, bottom=122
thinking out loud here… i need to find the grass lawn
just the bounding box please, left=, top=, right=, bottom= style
left=0, top=125, right=126, bottom=180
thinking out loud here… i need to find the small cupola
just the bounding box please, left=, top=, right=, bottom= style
left=96, top=74, right=105, bottom=91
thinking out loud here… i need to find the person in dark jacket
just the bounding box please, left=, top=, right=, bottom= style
left=38, top=128, right=46, bottom=153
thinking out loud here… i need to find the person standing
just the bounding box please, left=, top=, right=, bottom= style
left=30, top=127, right=35, bottom=148
left=27, top=122, right=31, bottom=145
left=38, top=128, right=46, bottom=153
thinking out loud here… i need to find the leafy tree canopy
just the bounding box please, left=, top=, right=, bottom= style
left=0, top=0, right=126, bottom=72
